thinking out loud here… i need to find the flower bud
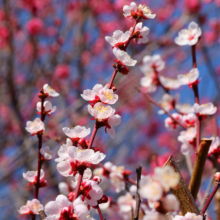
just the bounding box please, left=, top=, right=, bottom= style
left=214, top=172, right=220, bottom=182
left=68, top=192, right=75, bottom=202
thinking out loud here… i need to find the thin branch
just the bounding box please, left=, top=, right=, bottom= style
left=39, top=210, right=47, bottom=220
left=134, top=165, right=142, bottom=220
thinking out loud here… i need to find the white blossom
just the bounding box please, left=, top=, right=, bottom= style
left=43, top=84, right=59, bottom=97
left=139, top=175, right=163, bottom=201
left=154, top=167, right=180, bottom=191
left=208, top=136, right=220, bottom=155
left=123, top=2, right=156, bottom=20
left=25, top=118, right=45, bottom=135
left=158, top=94, right=177, bottom=114
left=180, top=142, right=194, bottom=155
left=143, top=211, right=166, bottom=220
left=81, top=84, right=103, bottom=101
left=131, top=22, right=149, bottom=44
left=23, top=169, right=44, bottom=183
left=178, top=127, right=196, bottom=143
left=182, top=113, right=196, bottom=127
left=175, top=103, right=194, bottom=114
left=18, top=199, right=43, bottom=215
left=164, top=113, right=183, bottom=130
left=105, top=30, right=130, bottom=47
left=63, top=126, right=91, bottom=139
left=36, top=101, right=56, bottom=115
left=140, top=55, right=165, bottom=74
left=174, top=212, right=203, bottom=220
left=140, top=73, right=157, bottom=93
left=113, top=47, right=137, bottom=66
left=99, top=85, right=118, bottom=105
left=162, top=194, right=179, bottom=212
left=58, top=182, right=69, bottom=195
left=193, top=102, right=217, bottom=115
left=177, top=68, right=199, bottom=85
left=159, top=76, right=181, bottom=90
left=40, top=146, right=55, bottom=161
left=175, top=22, right=202, bottom=46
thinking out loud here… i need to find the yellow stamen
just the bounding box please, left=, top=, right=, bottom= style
left=95, top=106, right=107, bottom=113
left=104, top=91, right=113, bottom=100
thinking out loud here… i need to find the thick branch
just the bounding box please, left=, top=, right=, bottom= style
left=189, top=138, right=212, bottom=200
left=163, top=155, right=200, bottom=215
left=134, top=165, right=142, bottom=220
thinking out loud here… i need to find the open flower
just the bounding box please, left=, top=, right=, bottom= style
left=164, top=113, right=183, bottom=129
left=43, top=84, right=59, bottom=97
left=99, top=85, right=118, bottom=105
left=18, top=199, right=43, bottom=215
left=182, top=113, right=196, bottom=127
left=36, top=101, right=56, bottom=116
left=81, top=84, right=103, bottom=102
left=174, top=212, right=203, bottom=220
left=158, top=94, right=177, bottom=114
left=175, top=103, right=194, bottom=114
left=105, top=30, right=130, bottom=49
left=193, top=102, right=217, bottom=116
left=23, top=169, right=47, bottom=187
left=40, top=146, right=55, bottom=161
left=140, top=55, right=165, bottom=74
left=140, top=73, right=158, bottom=93
left=56, top=146, right=105, bottom=177
left=208, top=136, right=220, bottom=156
left=159, top=76, right=181, bottom=90
left=25, top=118, right=45, bottom=136
left=113, top=47, right=137, bottom=74
left=131, top=22, right=149, bottom=44
left=177, top=68, right=199, bottom=87
left=123, top=2, right=156, bottom=20
left=63, top=126, right=91, bottom=141
left=175, top=21, right=202, bottom=46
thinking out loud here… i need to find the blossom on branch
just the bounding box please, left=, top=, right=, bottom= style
left=123, top=2, right=156, bottom=20
left=177, top=68, right=199, bottom=87
left=158, top=94, right=177, bottom=114
left=105, top=30, right=130, bottom=49
left=40, top=146, right=55, bottom=161
left=113, top=47, right=137, bottom=75
left=43, top=84, right=59, bottom=97
left=131, top=22, right=149, bottom=44
left=18, top=199, right=43, bottom=215
left=175, top=21, right=202, bottom=46
left=25, top=118, right=45, bottom=136
left=159, top=76, right=181, bottom=90
left=36, top=101, right=56, bottom=116
left=23, top=169, right=47, bottom=187
left=164, top=113, right=183, bottom=129
left=173, top=212, right=203, bottom=220
left=193, top=102, right=217, bottom=116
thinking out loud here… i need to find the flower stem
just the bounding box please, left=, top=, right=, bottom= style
left=73, top=171, right=84, bottom=201
left=88, top=121, right=99, bottom=149
left=97, top=205, right=105, bottom=220
left=201, top=183, right=220, bottom=216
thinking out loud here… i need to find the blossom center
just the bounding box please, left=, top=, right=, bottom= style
left=103, top=91, right=113, bottom=100
left=95, top=106, right=107, bottom=113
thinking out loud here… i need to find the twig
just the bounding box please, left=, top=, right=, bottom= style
left=39, top=210, right=47, bottom=220
left=163, top=155, right=200, bottom=215
left=97, top=205, right=105, bottom=220
left=136, top=87, right=187, bottom=129
left=201, top=183, right=220, bottom=216
left=134, top=165, right=142, bottom=220
left=188, top=138, right=212, bottom=200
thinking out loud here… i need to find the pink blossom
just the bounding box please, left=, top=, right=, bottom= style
left=26, top=18, right=43, bottom=36
left=55, top=65, right=70, bottom=79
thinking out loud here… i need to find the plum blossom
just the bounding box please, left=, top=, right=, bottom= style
left=23, top=169, right=47, bottom=187
left=208, top=136, right=220, bottom=156
left=113, top=47, right=137, bottom=74
left=162, top=194, right=179, bottom=212
left=139, top=175, right=163, bottom=201
left=182, top=113, right=196, bottom=127
left=18, top=199, right=43, bottom=215
left=140, top=55, right=165, bottom=74
left=131, top=22, right=149, bottom=44
left=63, top=126, right=91, bottom=141
left=81, top=84, right=118, bottom=105
left=173, top=212, right=203, bottom=220
left=105, top=30, right=130, bottom=49
left=177, top=68, right=199, bottom=87
left=25, top=118, right=45, bottom=136
left=214, top=172, right=220, bottom=182
left=164, top=113, right=183, bottom=129
left=158, top=94, right=177, bottom=114
left=88, top=103, right=121, bottom=139
left=72, top=168, right=92, bottom=188
left=140, top=73, right=158, bottom=93
left=143, top=211, right=166, bottom=220
left=26, top=18, right=43, bottom=35
left=175, top=103, right=194, bottom=114
left=123, top=2, right=156, bottom=20
left=175, top=22, right=202, bottom=46
left=40, top=146, right=55, bottom=161
left=79, top=179, right=103, bottom=206
left=154, top=167, right=180, bottom=191
left=58, top=182, right=69, bottom=195
left=117, top=193, right=136, bottom=219
left=43, top=84, right=59, bottom=97
left=193, top=102, right=217, bottom=116
left=159, top=76, right=181, bottom=90
left=45, top=194, right=93, bottom=220
left=36, top=101, right=56, bottom=116
left=56, top=146, right=105, bottom=177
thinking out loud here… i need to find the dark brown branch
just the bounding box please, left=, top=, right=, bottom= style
left=163, top=155, right=200, bottom=215
left=134, top=165, right=142, bottom=220
left=39, top=210, right=47, bottom=220
left=189, top=138, right=212, bottom=200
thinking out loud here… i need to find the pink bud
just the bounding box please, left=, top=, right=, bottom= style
left=214, top=172, right=220, bottom=182
left=26, top=18, right=43, bottom=36
left=55, top=65, right=70, bottom=79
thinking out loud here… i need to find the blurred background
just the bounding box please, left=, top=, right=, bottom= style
left=0, top=0, right=220, bottom=219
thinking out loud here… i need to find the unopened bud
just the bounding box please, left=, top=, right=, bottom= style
left=112, top=86, right=117, bottom=92
left=92, top=175, right=102, bottom=184
left=214, top=172, right=220, bottom=182
left=68, top=192, right=75, bottom=201
left=98, top=195, right=108, bottom=204
left=78, top=138, right=87, bottom=149
left=112, top=63, right=117, bottom=68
